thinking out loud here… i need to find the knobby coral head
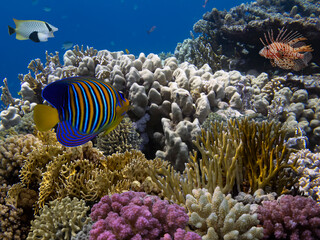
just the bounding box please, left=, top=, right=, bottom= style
left=89, top=191, right=198, bottom=240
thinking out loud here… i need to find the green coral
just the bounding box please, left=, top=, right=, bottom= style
left=96, top=117, right=141, bottom=156
left=27, top=197, right=90, bottom=240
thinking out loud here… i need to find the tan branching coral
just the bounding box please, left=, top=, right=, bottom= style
left=96, top=117, right=141, bottom=156
left=236, top=118, right=298, bottom=193
left=149, top=118, right=298, bottom=205
left=27, top=197, right=90, bottom=240
left=0, top=78, right=15, bottom=107
left=186, top=187, right=263, bottom=239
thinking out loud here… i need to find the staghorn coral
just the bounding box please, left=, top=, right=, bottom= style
left=89, top=191, right=199, bottom=240
left=0, top=133, right=41, bottom=185
left=186, top=187, right=263, bottom=240
left=96, top=117, right=141, bottom=156
left=257, top=195, right=320, bottom=239
left=27, top=197, right=91, bottom=240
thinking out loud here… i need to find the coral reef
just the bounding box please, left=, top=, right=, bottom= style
left=289, top=149, right=320, bottom=202
left=257, top=195, right=320, bottom=239
left=0, top=133, right=41, bottom=185
left=186, top=187, right=263, bottom=239
left=96, top=117, right=141, bottom=156
left=90, top=191, right=199, bottom=240
left=149, top=118, right=298, bottom=207
left=189, top=0, right=320, bottom=74
left=27, top=197, right=90, bottom=240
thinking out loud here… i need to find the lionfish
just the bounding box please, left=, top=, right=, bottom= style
left=259, top=27, right=313, bottom=71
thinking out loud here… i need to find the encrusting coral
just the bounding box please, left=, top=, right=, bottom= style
left=257, top=195, right=320, bottom=239
left=186, top=187, right=263, bottom=240
left=89, top=191, right=201, bottom=240
left=27, top=197, right=91, bottom=240
left=96, top=117, right=141, bottom=156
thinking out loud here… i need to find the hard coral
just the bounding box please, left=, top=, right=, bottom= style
left=289, top=149, right=320, bottom=202
left=0, top=133, right=41, bottom=185
left=27, top=197, right=90, bottom=240
left=96, top=117, right=141, bottom=156
left=149, top=118, right=297, bottom=206
left=90, top=191, right=198, bottom=240
left=257, top=195, right=320, bottom=240
left=186, top=187, right=263, bottom=240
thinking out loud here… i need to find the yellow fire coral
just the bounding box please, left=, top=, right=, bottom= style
left=149, top=118, right=298, bottom=205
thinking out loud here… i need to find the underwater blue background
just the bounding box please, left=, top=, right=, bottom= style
left=1, top=0, right=242, bottom=99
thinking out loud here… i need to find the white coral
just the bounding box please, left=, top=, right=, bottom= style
left=186, top=187, right=263, bottom=240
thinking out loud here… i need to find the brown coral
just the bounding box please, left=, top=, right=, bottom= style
left=0, top=133, right=41, bottom=185
left=96, top=117, right=141, bottom=156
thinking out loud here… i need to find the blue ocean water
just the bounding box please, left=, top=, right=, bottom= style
left=1, top=0, right=241, bottom=100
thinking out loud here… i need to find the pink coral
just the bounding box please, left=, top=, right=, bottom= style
left=90, top=191, right=199, bottom=240
left=257, top=195, right=320, bottom=240
left=161, top=228, right=202, bottom=240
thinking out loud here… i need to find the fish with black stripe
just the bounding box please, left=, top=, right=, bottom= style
left=33, top=76, right=130, bottom=147
left=8, top=18, right=58, bottom=42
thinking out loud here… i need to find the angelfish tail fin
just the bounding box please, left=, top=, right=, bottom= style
left=33, top=104, right=59, bottom=131
left=8, top=26, right=15, bottom=35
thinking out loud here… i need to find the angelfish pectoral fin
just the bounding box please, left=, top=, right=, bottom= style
left=33, top=104, right=59, bottom=131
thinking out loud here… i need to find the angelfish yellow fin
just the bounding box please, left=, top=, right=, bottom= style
left=103, top=116, right=124, bottom=135
left=33, top=104, right=59, bottom=131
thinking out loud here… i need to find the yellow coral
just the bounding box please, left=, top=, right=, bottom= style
left=149, top=118, right=298, bottom=205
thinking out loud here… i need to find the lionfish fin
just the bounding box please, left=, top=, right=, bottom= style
left=292, top=52, right=312, bottom=71
left=294, top=44, right=313, bottom=53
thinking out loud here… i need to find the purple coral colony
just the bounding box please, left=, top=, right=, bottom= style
left=1, top=0, right=320, bottom=239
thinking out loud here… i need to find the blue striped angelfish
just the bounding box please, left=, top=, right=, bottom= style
left=33, top=76, right=130, bottom=147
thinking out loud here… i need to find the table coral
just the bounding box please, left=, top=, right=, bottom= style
left=257, top=195, right=320, bottom=240
left=90, top=191, right=199, bottom=240
left=27, top=197, right=90, bottom=240
left=186, top=187, right=263, bottom=240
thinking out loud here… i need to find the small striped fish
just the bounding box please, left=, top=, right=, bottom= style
left=259, top=27, right=313, bottom=71
left=34, top=76, right=129, bottom=147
